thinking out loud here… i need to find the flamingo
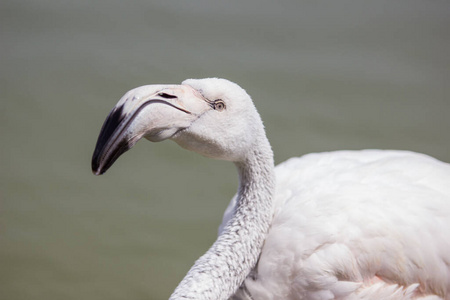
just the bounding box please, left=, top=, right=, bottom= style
left=92, top=78, right=450, bottom=300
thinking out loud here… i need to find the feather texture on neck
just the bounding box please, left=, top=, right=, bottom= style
left=170, top=136, right=275, bottom=300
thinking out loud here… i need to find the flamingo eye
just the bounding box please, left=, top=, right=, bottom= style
left=213, top=100, right=225, bottom=111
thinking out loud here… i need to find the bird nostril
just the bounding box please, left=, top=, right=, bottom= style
left=158, top=93, right=177, bottom=99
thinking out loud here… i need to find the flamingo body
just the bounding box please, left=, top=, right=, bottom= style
left=225, top=150, right=450, bottom=299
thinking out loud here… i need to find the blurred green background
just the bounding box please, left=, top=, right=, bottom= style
left=1, top=0, right=449, bottom=299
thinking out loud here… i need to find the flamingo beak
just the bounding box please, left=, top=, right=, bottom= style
left=91, top=84, right=209, bottom=175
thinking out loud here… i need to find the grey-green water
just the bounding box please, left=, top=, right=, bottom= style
left=2, top=0, right=449, bottom=299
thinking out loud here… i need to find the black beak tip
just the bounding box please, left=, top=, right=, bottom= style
left=91, top=105, right=127, bottom=176
left=91, top=139, right=131, bottom=176
left=91, top=165, right=103, bottom=176
left=91, top=154, right=104, bottom=176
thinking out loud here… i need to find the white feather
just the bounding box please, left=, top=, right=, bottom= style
left=230, top=150, right=450, bottom=299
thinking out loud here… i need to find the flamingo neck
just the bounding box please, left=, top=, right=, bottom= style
left=170, top=137, right=275, bottom=300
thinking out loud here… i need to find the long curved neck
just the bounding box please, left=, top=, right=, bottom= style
left=170, top=136, right=275, bottom=300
